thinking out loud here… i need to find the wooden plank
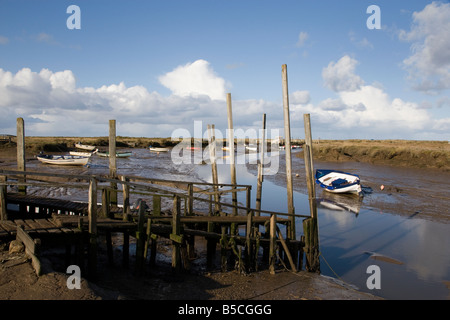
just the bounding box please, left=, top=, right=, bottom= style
left=0, top=220, right=17, bottom=233
left=16, top=225, right=37, bottom=255
left=25, top=219, right=48, bottom=234
left=14, top=219, right=33, bottom=231
left=34, top=218, right=61, bottom=234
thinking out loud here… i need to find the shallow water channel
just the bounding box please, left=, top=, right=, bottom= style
left=194, top=150, right=450, bottom=300
left=14, top=147, right=450, bottom=300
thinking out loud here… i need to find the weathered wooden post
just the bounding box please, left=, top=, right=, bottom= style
left=303, top=114, right=317, bottom=219
left=269, top=213, right=277, bottom=275
left=255, top=113, right=266, bottom=214
left=109, top=120, right=118, bottom=206
left=207, top=124, right=220, bottom=213
left=101, top=188, right=110, bottom=218
left=16, top=118, right=26, bottom=195
left=88, top=177, right=98, bottom=278
left=171, top=195, right=182, bottom=273
left=0, top=176, right=7, bottom=220
left=121, top=175, right=130, bottom=221
left=281, top=65, right=295, bottom=239
left=302, top=113, right=320, bottom=273
left=226, top=93, right=237, bottom=217
left=135, top=200, right=147, bottom=274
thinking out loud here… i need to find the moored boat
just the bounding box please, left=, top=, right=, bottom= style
left=315, top=169, right=362, bottom=195
left=97, top=151, right=132, bottom=158
left=75, top=143, right=96, bottom=151
left=69, top=150, right=96, bottom=157
left=149, top=146, right=170, bottom=152
left=37, top=154, right=89, bottom=166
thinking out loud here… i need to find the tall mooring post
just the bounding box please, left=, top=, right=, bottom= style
left=109, top=120, right=118, bottom=206
left=16, top=118, right=26, bottom=195
left=226, top=93, right=237, bottom=217
left=302, top=114, right=320, bottom=273
left=281, top=65, right=295, bottom=239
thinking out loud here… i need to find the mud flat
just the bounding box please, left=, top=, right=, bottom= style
left=0, top=141, right=383, bottom=301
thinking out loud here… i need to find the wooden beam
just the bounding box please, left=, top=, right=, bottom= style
left=281, top=65, right=295, bottom=238
left=0, top=176, right=7, bottom=220
left=16, top=118, right=26, bottom=195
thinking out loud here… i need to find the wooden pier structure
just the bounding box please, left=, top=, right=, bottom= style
left=1, top=64, right=320, bottom=281
left=0, top=168, right=314, bottom=278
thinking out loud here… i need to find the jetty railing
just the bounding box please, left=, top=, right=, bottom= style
left=0, top=169, right=312, bottom=276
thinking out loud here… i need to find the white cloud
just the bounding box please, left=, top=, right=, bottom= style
left=296, top=31, right=309, bottom=47
left=0, top=64, right=231, bottom=137
left=158, top=59, right=228, bottom=100
left=290, top=90, right=310, bottom=104
left=400, top=2, right=450, bottom=93
left=288, top=55, right=449, bottom=139
left=322, top=55, right=364, bottom=92
left=0, top=57, right=448, bottom=140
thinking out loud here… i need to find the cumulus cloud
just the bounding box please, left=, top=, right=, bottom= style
left=322, top=55, right=364, bottom=92
left=288, top=55, right=449, bottom=139
left=158, top=59, right=228, bottom=100
left=290, top=90, right=310, bottom=104
left=400, top=2, right=450, bottom=93
left=0, top=63, right=232, bottom=137
left=0, top=56, right=448, bottom=140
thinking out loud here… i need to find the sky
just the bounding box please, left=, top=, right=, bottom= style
left=0, top=0, right=449, bottom=140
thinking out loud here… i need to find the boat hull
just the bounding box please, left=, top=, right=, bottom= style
left=75, top=143, right=96, bottom=151
left=149, top=147, right=170, bottom=152
left=97, top=152, right=132, bottom=158
left=315, top=169, right=362, bottom=195
left=37, top=155, right=89, bottom=166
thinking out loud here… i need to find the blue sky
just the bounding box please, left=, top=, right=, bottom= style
left=0, top=0, right=449, bottom=140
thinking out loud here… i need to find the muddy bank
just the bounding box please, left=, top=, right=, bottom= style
left=248, top=151, right=450, bottom=224
left=0, top=241, right=380, bottom=301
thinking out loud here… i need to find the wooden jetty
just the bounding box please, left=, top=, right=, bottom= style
left=1, top=65, right=320, bottom=281
left=0, top=168, right=313, bottom=278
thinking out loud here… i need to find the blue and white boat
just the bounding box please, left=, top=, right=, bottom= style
left=315, top=169, right=362, bottom=195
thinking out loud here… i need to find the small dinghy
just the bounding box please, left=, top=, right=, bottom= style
left=37, top=154, right=89, bottom=166
left=149, top=146, right=170, bottom=152
left=315, top=169, right=362, bottom=195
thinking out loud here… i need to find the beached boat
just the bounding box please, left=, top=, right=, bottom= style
left=97, top=151, right=132, bottom=158
left=37, top=154, right=89, bottom=166
left=315, top=169, right=362, bottom=195
left=69, top=151, right=95, bottom=157
left=149, top=146, right=170, bottom=152
left=75, top=143, right=96, bottom=151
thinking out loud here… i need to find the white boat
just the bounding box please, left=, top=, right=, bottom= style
left=149, top=146, right=170, bottom=152
left=69, top=151, right=95, bottom=157
left=315, top=169, right=362, bottom=195
left=97, top=151, right=132, bottom=158
left=37, top=154, right=89, bottom=166
left=75, top=143, right=96, bottom=151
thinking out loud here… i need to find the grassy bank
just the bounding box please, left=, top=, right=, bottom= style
left=296, top=139, right=450, bottom=171
left=1, top=137, right=449, bottom=171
